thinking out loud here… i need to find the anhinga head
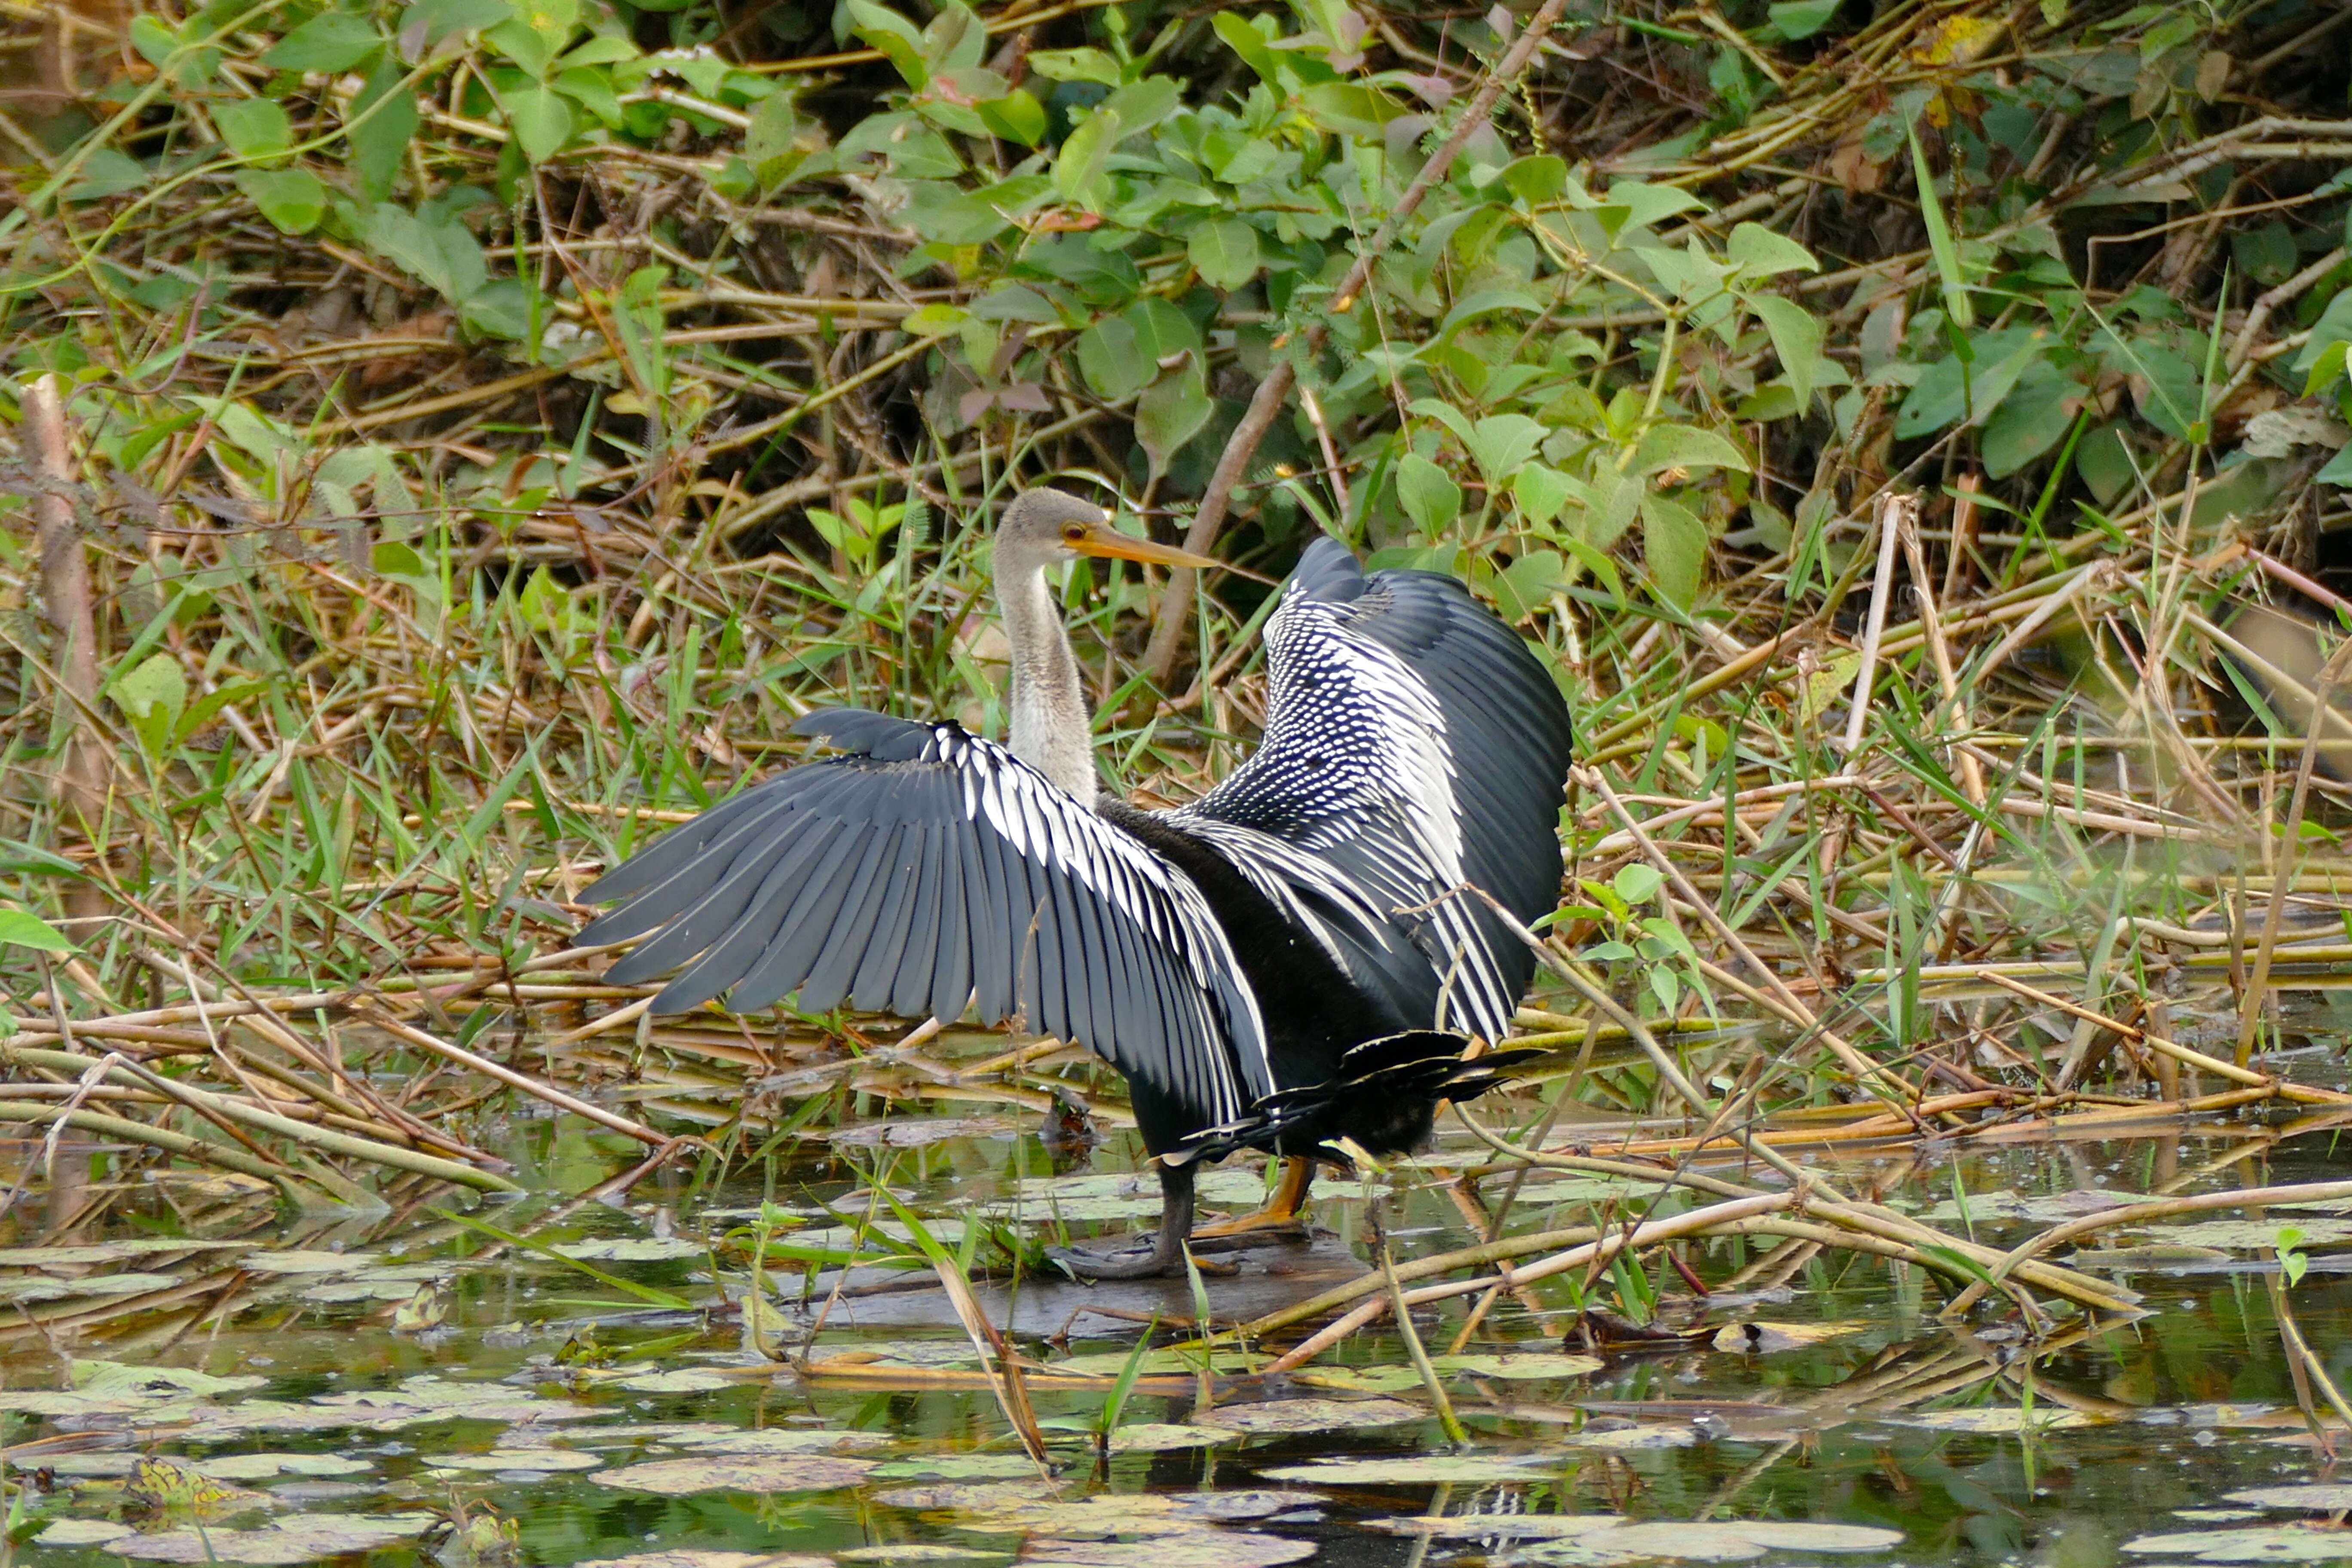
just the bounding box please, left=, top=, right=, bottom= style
left=993, top=489, right=1222, bottom=582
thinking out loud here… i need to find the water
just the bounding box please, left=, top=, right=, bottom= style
left=5, top=1054, right=2352, bottom=1568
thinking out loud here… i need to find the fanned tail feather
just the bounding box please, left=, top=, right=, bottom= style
left=1184, top=1031, right=1539, bottom=1157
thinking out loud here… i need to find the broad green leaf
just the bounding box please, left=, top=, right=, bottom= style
left=1727, top=222, right=1817, bottom=276
left=1053, top=107, right=1120, bottom=209
left=1492, top=549, right=1564, bottom=621
left=1188, top=218, right=1260, bottom=290
left=236, top=169, right=327, bottom=233
left=1028, top=47, right=1121, bottom=86
left=262, top=13, right=383, bottom=72
left=129, top=15, right=177, bottom=68
left=114, top=652, right=188, bottom=756
left=64, top=150, right=149, bottom=201
left=1614, top=864, right=1663, bottom=903
left=1466, top=414, right=1547, bottom=483
left=1749, top=294, right=1827, bottom=405
left=2290, top=289, right=2352, bottom=377
left=1981, top=358, right=2081, bottom=478
left=2315, top=444, right=2352, bottom=487
left=1768, top=0, right=1839, bottom=37
left=1631, top=423, right=1749, bottom=475
left=1893, top=328, right=2042, bottom=439
left=1396, top=454, right=1461, bottom=536
left=1641, top=491, right=1706, bottom=607
left=505, top=84, right=574, bottom=162
left=1136, top=352, right=1212, bottom=484
left=978, top=88, right=1045, bottom=146
left=0, top=909, right=77, bottom=955
left=1502, top=154, right=1566, bottom=204
left=213, top=99, right=291, bottom=159
left=922, top=0, right=985, bottom=73
left=847, top=0, right=929, bottom=87
left=1513, top=463, right=1573, bottom=527
left=350, top=61, right=419, bottom=201
left=400, top=0, right=511, bottom=47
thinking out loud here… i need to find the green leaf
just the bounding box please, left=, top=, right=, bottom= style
left=1893, top=328, right=2042, bottom=439
left=129, top=15, right=177, bottom=68
left=1136, top=352, right=1212, bottom=484
left=1749, top=294, right=1827, bottom=406
left=1053, top=106, right=1120, bottom=210
left=2315, top=444, right=2352, bottom=487
left=1768, top=0, right=1840, bottom=38
left=977, top=87, right=1045, bottom=146
left=262, top=12, right=383, bottom=72
left=400, top=0, right=511, bottom=48
left=1613, top=864, right=1664, bottom=904
left=847, top=0, right=929, bottom=87
left=236, top=169, right=328, bottom=233
left=64, top=150, right=148, bottom=202
left=1641, top=491, right=1706, bottom=607
left=1029, top=47, right=1122, bottom=85
left=1502, top=154, right=1566, bottom=204
left=1906, top=116, right=1973, bottom=329
left=350, top=61, right=419, bottom=201
left=1726, top=222, right=1818, bottom=276
left=1513, top=463, right=1573, bottom=527
left=505, top=83, right=574, bottom=162
left=1631, top=423, right=1749, bottom=475
left=1980, top=359, right=2081, bottom=478
left=1396, top=455, right=1461, bottom=537
left=214, top=98, right=291, bottom=159
left=1188, top=218, right=1260, bottom=290
left=113, top=652, right=188, bottom=756
left=0, top=908, right=76, bottom=955
left=2291, top=290, right=2352, bottom=378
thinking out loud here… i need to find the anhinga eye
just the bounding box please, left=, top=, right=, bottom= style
left=1063, top=524, right=1087, bottom=542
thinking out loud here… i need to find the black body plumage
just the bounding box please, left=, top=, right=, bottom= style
left=579, top=534, right=1575, bottom=1269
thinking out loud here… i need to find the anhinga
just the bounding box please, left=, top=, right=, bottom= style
left=578, top=489, right=1575, bottom=1277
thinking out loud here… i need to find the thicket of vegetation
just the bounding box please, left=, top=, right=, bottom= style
left=6, top=0, right=2352, bottom=1180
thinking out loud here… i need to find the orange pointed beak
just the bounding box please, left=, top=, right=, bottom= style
left=1064, top=517, right=1223, bottom=571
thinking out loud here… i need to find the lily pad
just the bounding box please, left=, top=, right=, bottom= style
left=550, top=1556, right=827, bottom=1568
left=0, top=1241, right=247, bottom=1268
left=592, top=1455, right=876, bottom=1494
left=189, top=1455, right=374, bottom=1481
left=106, top=1511, right=435, bottom=1563
left=1261, top=1455, right=1562, bottom=1484
left=1710, top=1322, right=1866, bottom=1354
left=908, top=1490, right=1314, bottom=1539
left=426, top=1449, right=602, bottom=1473
left=74, top=1361, right=267, bottom=1399
left=1106, top=1424, right=1246, bottom=1454
left=674, top=1427, right=892, bottom=1455
left=609, top=1369, right=734, bottom=1393
left=2227, top=1486, right=2352, bottom=1512
left=870, top=1454, right=1042, bottom=1480
left=834, top=1549, right=1011, bottom=1564
left=1289, top=1366, right=1425, bottom=1394
left=2123, top=1526, right=2352, bottom=1561
left=1571, top=1426, right=1697, bottom=1451
left=1372, top=1516, right=1629, bottom=1540
left=1887, top=1409, right=2095, bottom=1433
left=1432, top=1353, right=1605, bottom=1380
left=999, top=1170, right=1270, bottom=1224
left=35, top=1519, right=138, bottom=1547
left=1020, top=1536, right=1315, bottom=1568
left=1199, top=1398, right=1424, bottom=1433
left=554, top=1238, right=708, bottom=1262
left=238, top=1251, right=380, bottom=1276
left=0, top=1272, right=182, bottom=1303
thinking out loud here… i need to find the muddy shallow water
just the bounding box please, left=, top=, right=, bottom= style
left=5, top=1041, right=2352, bottom=1568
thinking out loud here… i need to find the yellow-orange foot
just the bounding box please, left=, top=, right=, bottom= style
left=1190, top=1158, right=1314, bottom=1239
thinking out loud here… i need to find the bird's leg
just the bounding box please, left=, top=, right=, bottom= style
left=1045, top=1160, right=1202, bottom=1280
left=1190, top=1157, right=1314, bottom=1239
